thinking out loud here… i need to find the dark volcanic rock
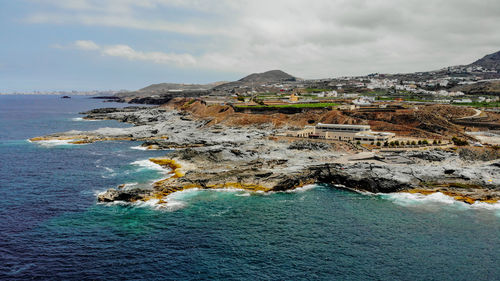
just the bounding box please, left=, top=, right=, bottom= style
left=288, top=141, right=331, bottom=150
left=98, top=188, right=152, bottom=202
left=405, top=149, right=455, bottom=162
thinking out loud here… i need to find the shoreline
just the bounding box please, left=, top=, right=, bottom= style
left=30, top=100, right=500, bottom=207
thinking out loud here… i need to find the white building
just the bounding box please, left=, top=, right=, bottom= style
left=290, top=123, right=395, bottom=143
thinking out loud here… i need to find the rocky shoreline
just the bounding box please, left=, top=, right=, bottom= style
left=31, top=104, right=500, bottom=205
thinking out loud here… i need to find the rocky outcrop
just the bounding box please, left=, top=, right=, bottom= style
left=97, top=146, right=500, bottom=205
left=30, top=105, right=499, bottom=206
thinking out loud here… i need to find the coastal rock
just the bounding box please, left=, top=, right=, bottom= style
left=31, top=105, right=500, bottom=205
left=404, top=149, right=455, bottom=162
left=97, top=188, right=152, bottom=202
left=288, top=141, right=332, bottom=150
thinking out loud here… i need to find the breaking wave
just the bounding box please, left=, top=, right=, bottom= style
left=130, top=159, right=170, bottom=173
left=30, top=139, right=82, bottom=147
left=380, top=192, right=500, bottom=215
left=71, top=117, right=100, bottom=122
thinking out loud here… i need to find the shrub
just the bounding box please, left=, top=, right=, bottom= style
left=390, top=141, right=395, bottom=147
left=418, top=140, right=422, bottom=145
left=376, top=141, right=381, bottom=146
left=422, top=140, right=429, bottom=145
left=406, top=140, right=411, bottom=146
left=452, top=136, right=468, bottom=146
left=356, top=140, right=361, bottom=145
left=411, top=141, right=416, bottom=145
left=433, top=140, right=437, bottom=145
left=370, top=141, right=374, bottom=145
left=384, top=141, right=389, bottom=147
left=394, top=140, right=400, bottom=146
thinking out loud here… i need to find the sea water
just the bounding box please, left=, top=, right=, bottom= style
left=0, top=95, right=499, bottom=280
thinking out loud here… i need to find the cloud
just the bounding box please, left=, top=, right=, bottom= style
left=32, top=0, right=500, bottom=77
left=70, top=40, right=196, bottom=67
left=74, top=40, right=99, bottom=50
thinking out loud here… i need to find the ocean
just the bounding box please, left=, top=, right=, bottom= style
left=0, top=95, right=499, bottom=280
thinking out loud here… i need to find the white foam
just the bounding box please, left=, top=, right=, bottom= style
left=470, top=201, right=500, bottom=210
left=285, top=184, right=318, bottom=193
left=381, top=192, right=500, bottom=214
left=35, top=139, right=82, bottom=147
left=131, top=145, right=172, bottom=151
left=71, top=117, right=100, bottom=122
left=134, top=198, right=187, bottom=211
left=130, top=145, right=149, bottom=151
left=99, top=194, right=187, bottom=212
left=131, top=159, right=170, bottom=173
left=381, top=192, right=460, bottom=207
left=235, top=192, right=251, bottom=197
left=122, top=182, right=138, bottom=189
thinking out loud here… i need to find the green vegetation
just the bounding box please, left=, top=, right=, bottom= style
left=376, top=96, right=394, bottom=101
left=452, top=101, right=500, bottom=108
left=452, top=136, right=468, bottom=146
left=235, top=102, right=339, bottom=109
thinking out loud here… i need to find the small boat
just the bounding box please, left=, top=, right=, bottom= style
left=61, top=96, right=71, bottom=99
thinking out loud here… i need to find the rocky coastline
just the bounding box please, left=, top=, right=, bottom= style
left=31, top=103, right=500, bottom=206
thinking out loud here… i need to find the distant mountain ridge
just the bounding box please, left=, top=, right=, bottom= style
left=139, top=82, right=227, bottom=92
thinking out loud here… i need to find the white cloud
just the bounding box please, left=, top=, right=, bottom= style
left=71, top=40, right=196, bottom=67
left=74, top=40, right=99, bottom=50
left=33, top=0, right=500, bottom=78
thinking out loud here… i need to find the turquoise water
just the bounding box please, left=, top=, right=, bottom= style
left=0, top=95, right=499, bottom=280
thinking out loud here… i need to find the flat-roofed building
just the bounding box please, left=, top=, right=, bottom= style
left=291, top=123, right=394, bottom=143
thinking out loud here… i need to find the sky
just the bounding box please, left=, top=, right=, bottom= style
left=1, top=0, right=500, bottom=92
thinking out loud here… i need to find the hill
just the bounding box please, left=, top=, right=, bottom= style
left=139, top=82, right=225, bottom=92
left=212, top=70, right=297, bottom=92
left=470, top=50, right=500, bottom=71
left=238, top=70, right=296, bottom=83
left=452, top=80, right=500, bottom=96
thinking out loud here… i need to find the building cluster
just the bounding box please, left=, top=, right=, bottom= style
left=289, top=123, right=395, bottom=144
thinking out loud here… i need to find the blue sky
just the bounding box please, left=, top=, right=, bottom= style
left=1, top=0, right=499, bottom=92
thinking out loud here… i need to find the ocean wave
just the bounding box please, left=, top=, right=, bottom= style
left=33, top=139, right=82, bottom=147
left=135, top=198, right=186, bottom=212
left=71, top=117, right=101, bottom=122
left=285, top=184, right=318, bottom=193
left=130, top=145, right=149, bottom=151
left=97, top=190, right=187, bottom=212
left=381, top=192, right=459, bottom=207
left=380, top=192, right=500, bottom=214
left=235, top=192, right=251, bottom=197
left=130, top=159, right=170, bottom=173
left=130, top=145, right=173, bottom=151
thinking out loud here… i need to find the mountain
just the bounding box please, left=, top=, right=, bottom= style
left=114, top=81, right=227, bottom=100
left=470, top=50, right=500, bottom=71
left=139, top=82, right=227, bottom=92
left=212, top=70, right=297, bottom=92
left=238, top=70, right=296, bottom=83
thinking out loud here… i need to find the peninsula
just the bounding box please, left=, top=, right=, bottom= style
left=31, top=52, right=500, bottom=206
